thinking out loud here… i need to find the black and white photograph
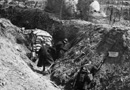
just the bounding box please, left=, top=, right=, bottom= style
left=0, top=0, right=130, bottom=90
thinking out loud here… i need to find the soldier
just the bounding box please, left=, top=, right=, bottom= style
left=55, top=38, right=68, bottom=59
left=32, top=29, right=54, bottom=72
left=37, top=42, right=54, bottom=72
left=73, top=58, right=105, bottom=90
left=20, top=28, right=54, bottom=72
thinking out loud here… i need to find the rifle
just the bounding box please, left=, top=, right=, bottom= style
left=90, top=54, right=107, bottom=76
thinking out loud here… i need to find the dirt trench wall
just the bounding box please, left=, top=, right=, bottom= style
left=0, top=18, right=60, bottom=90
left=50, top=21, right=130, bottom=90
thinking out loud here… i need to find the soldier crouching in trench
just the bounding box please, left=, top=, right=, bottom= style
left=55, top=38, right=69, bottom=59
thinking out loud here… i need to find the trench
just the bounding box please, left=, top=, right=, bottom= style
left=1, top=5, right=130, bottom=90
